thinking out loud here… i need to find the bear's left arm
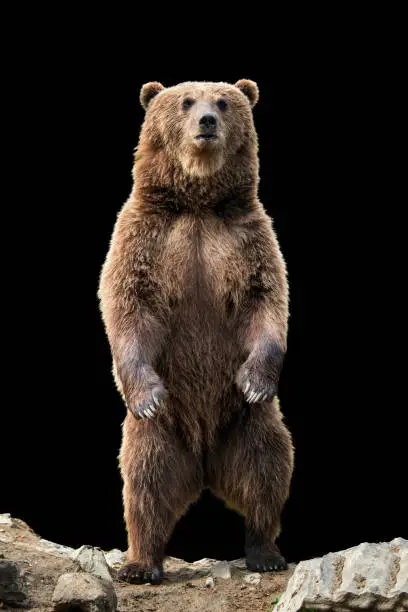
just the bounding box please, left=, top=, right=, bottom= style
left=235, top=216, right=288, bottom=403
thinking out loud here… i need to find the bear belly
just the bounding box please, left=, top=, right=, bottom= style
left=155, top=304, right=245, bottom=450
left=154, top=219, right=247, bottom=442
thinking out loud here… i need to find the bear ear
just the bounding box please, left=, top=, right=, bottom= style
left=234, top=79, right=259, bottom=108
left=140, top=82, right=165, bottom=110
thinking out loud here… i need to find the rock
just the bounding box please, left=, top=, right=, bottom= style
left=390, top=537, right=408, bottom=599
left=243, top=572, right=261, bottom=585
left=205, top=576, right=215, bottom=588
left=166, top=555, right=186, bottom=563
left=36, top=538, right=76, bottom=557
left=212, top=561, right=231, bottom=580
left=0, top=559, right=26, bottom=605
left=276, top=537, right=408, bottom=611
left=230, top=558, right=247, bottom=569
left=104, top=548, right=126, bottom=570
left=0, top=514, right=12, bottom=526
left=0, top=535, right=11, bottom=544
left=73, top=545, right=113, bottom=582
left=52, top=572, right=117, bottom=612
left=192, top=557, right=218, bottom=566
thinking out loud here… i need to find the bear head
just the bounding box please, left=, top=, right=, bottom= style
left=137, top=79, right=259, bottom=178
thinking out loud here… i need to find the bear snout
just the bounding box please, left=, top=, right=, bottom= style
left=197, top=113, right=218, bottom=139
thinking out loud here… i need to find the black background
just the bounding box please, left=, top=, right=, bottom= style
left=3, top=17, right=406, bottom=565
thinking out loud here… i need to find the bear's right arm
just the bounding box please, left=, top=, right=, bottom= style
left=98, top=207, right=169, bottom=420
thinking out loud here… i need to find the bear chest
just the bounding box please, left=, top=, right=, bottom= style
left=157, top=214, right=249, bottom=308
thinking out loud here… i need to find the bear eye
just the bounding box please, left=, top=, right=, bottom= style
left=182, top=98, right=194, bottom=110
left=217, top=99, right=228, bottom=111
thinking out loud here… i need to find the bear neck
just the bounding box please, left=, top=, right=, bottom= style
left=130, top=142, right=259, bottom=217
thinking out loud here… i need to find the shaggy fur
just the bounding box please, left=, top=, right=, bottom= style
left=98, top=80, right=294, bottom=584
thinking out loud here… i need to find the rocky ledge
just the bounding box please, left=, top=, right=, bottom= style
left=0, top=513, right=406, bottom=611
left=0, top=514, right=292, bottom=611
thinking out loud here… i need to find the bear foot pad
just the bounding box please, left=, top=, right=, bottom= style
left=246, top=554, right=287, bottom=572
left=117, top=563, right=163, bottom=584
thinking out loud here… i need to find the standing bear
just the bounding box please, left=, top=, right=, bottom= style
left=98, top=79, right=294, bottom=584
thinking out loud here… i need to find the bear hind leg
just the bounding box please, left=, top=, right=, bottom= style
left=207, top=401, right=294, bottom=572
left=118, top=416, right=203, bottom=584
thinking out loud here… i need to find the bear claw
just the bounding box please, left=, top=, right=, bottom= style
left=244, top=385, right=270, bottom=404
left=243, top=381, right=275, bottom=404
left=132, top=386, right=166, bottom=420
left=246, top=555, right=287, bottom=572
left=152, top=392, right=162, bottom=407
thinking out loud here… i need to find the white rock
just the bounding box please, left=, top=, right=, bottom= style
left=73, top=545, right=112, bottom=582
left=390, top=537, right=408, bottom=598
left=52, top=572, right=117, bottom=612
left=0, top=514, right=12, bottom=525
left=243, top=572, right=261, bottom=585
left=192, top=557, right=218, bottom=566
left=165, top=555, right=185, bottom=563
left=211, top=561, right=231, bottom=579
left=104, top=548, right=126, bottom=569
left=230, top=558, right=247, bottom=569
left=276, top=538, right=408, bottom=611
left=205, top=576, right=215, bottom=588
left=36, top=538, right=76, bottom=557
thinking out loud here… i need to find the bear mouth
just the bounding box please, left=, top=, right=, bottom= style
left=195, top=135, right=217, bottom=141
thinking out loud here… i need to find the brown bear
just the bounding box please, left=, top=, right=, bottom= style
left=98, top=79, right=294, bottom=585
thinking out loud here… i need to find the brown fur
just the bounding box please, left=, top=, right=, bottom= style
left=98, top=80, right=294, bottom=583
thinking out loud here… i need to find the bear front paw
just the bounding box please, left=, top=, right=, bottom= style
left=130, top=386, right=165, bottom=419
left=241, top=376, right=277, bottom=404
left=236, top=361, right=279, bottom=404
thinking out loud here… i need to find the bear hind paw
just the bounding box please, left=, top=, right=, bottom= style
left=117, top=562, right=163, bottom=584
left=246, top=553, right=287, bottom=572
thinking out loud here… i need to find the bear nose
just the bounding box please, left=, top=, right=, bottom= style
left=199, top=113, right=217, bottom=132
